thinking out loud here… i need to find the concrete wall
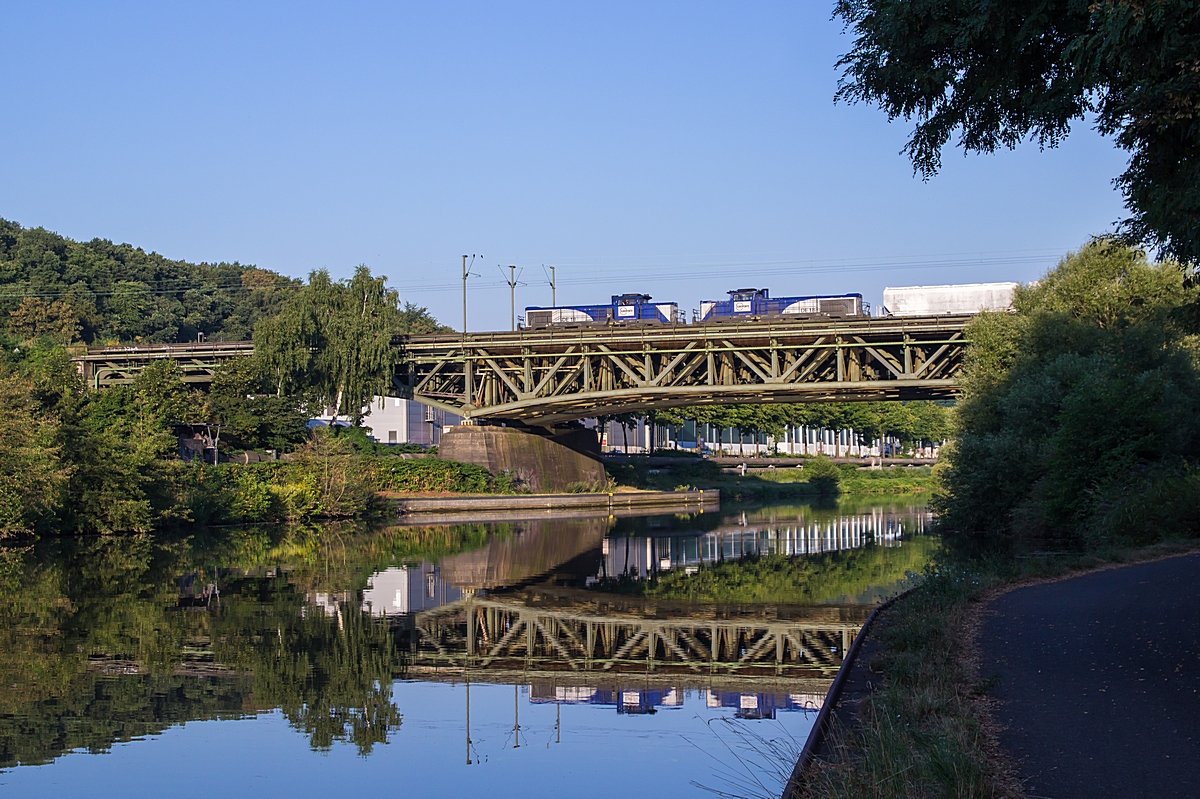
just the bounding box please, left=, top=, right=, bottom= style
left=438, top=425, right=606, bottom=493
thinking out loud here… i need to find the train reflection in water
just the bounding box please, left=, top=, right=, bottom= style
left=529, top=685, right=824, bottom=719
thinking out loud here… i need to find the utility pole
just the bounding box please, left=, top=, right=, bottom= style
left=461, top=254, right=480, bottom=336
left=501, top=264, right=522, bottom=331
left=543, top=264, right=556, bottom=306
left=462, top=255, right=469, bottom=336
left=513, top=684, right=521, bottom=748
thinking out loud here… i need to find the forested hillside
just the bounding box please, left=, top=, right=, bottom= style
left=0, top=218, right=300, bottom=344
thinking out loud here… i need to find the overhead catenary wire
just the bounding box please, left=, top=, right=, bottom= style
left=0, top=247, right=1063, bottom=302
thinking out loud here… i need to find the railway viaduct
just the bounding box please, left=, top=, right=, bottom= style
left=72, top=314, right=970, bottom=488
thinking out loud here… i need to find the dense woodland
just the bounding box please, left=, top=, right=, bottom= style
left=0, top=218, right=299, bottom=344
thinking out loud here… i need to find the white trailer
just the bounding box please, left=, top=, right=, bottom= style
left=882, top=282, right=1018, bottom=316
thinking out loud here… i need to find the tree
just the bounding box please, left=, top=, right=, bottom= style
left=0, top=218, right=299, bottom=345
left=937, top=241, right=1200, bottom=540
left=0, top=373, right=67, bottom=534
left=203, top=358, right=309, bottom=452
left=7, top=297, right=81, bottom=344
left=397, top=301, right=454, bottom=334
left=597, top=412, right=641, bottom=453
left=254, top=266, right=414, bottom=423
left=834, top=1, right=1200, bottom=266
left=316, top=267, right=401, bottom=423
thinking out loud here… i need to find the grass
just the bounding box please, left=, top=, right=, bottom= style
left=597, top=537, right=941, bottom=606
left=606, top=458, right=935, bottom=501
left=797, top=537, right=1200, bottom=799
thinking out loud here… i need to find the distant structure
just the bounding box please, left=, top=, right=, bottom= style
left=882, top=282, right=1018, bottom=316
left=312, top=397, right=462, bottom=446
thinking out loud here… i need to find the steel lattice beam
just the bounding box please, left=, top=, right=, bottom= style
left=69, top=315, right=971, bottom=421
left=73, top=341, right=255, bottom=389
left=404, top=595, right=866, bottom=678
left=398, top=315, right=970, bottom=424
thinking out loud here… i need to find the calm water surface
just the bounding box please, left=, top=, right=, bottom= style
left=0, top=498, right=936, bottom=798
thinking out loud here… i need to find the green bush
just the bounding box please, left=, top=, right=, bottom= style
left=937, top=240, right=1200, bottom=544
left=365, top=458, right=493, bottom=493
left=803, top=455, right=842, bottom=495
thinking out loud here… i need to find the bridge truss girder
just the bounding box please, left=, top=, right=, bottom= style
left=399, top=315, right=970, bottom=424
left=407, top=597, right=863, bottom=678
left=74, top=342, right=255, bottom=389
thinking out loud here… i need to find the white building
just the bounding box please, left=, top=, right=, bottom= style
left=360, top=564, right=463, bottom=617
left=314, top=396, right=462, bottom=446
left=361, top=397, right=463, bottom=446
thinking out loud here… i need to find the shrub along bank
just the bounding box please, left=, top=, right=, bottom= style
left=0, top=343, right=521, bottom=536
left=608, top=455, right=935, bottom=501
left=183, top=447, right=512, bottom=526
left=800, top=242, right=1200, bottom=799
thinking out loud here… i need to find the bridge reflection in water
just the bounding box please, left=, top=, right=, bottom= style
left=337, top=501, right=931, bottom=724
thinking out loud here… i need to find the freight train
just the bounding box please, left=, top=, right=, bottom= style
left=521, top=282, right=1012, bottom=329
left=696, top=288, right=866, bottom=322
left=523, top=294, right=681, bottom=328
left=523, top=287, right=867, bottom=329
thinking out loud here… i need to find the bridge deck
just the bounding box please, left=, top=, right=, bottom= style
left=401, top=315, right=971, bottom=422
left=69, top=315, right=972, bottom=421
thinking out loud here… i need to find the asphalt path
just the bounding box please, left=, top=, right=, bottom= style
left=980, top=553, right=1200, bottom=799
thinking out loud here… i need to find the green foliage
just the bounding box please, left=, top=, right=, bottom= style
left=609, top=535, right=938, bottom=605
left=0, top=373, right=67, bottom=535
left=203, top=358, right=310, bottom=452
left=366, top=457, right=495, bottom=494
left=0, top=218, right=300, bottom=344
left=609, top=457, right=933, bottom=500
left=659, top=401, right=951, bottom=452
left=803, top=455, right=842, bottom=495
left=937, top=241, right=1200, bottom=543
left=834, top=1, right=1200, bottom=266
left=253, top=267, right=410, bottom=422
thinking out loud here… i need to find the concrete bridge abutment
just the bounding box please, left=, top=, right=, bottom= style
left=438, top=425, right=607, bottom=493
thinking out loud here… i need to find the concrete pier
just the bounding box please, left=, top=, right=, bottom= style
left=438, top=425, right=606, bottom=493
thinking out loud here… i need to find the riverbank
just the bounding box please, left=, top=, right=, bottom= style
left=791, top=537, right=1200, bottom=799
left=606, top=456, right=935, bottom=501
left=387, top=488, right=718, bottom=523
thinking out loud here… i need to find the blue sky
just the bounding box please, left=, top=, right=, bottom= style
left=2, top=2, right=1129, bottom=331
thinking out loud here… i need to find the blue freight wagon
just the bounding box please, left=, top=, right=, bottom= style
left=697, top=288, right=867, bottom=322
left=524, top=293, right=681, bottom=328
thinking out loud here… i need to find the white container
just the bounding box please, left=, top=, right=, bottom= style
left=882, top=282, right=1018, bottom=316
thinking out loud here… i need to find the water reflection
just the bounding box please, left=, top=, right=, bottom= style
left=0, top=498, right=935, bottom=798
left=599, top=502, right=933, bottom=583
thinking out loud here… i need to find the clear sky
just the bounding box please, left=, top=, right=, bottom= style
left=1, top=1, right=1130, bottom=331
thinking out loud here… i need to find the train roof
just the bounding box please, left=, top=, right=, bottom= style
left=701, top=290, right=863, bottom=301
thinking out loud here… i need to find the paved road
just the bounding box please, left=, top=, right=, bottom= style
left=980, top=553, right=1200, bottom=799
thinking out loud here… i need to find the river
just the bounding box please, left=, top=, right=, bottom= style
left=0, top=497, right=937, bottom=798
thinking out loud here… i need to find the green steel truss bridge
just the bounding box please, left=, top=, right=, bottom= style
left=72, top=315, right=970, bottom=422
left=401, top=590, right=867, bottom=684
left=74, top=340, right=255, bottom=388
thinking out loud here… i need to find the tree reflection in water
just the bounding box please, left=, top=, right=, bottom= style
left=0, top=500, right=936, bottom=772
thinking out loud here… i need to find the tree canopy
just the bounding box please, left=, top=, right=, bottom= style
left=834, top=1, right=1200, bottom=266
left=651, top=401, right=951, bottom=447
left=0, top=218, right=301, bottom=344
left=254, top=266, right=449, bottom=422
left=937, top=240, right=1200, bottom=541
